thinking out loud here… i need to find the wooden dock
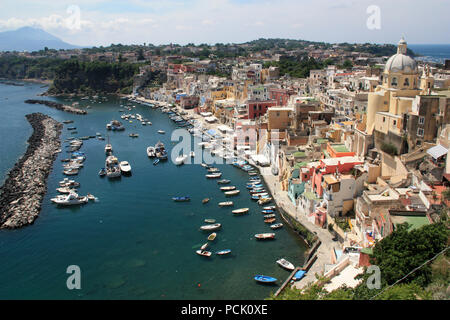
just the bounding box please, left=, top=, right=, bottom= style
left=273, top=266, right=302, bottom=297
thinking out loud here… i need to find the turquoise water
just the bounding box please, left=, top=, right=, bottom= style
left=0, top=81, right=307, bottom=299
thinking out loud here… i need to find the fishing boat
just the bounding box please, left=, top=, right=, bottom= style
left=119, top=161, right=132, bottom=174
left=106, top=155, right=121, bottom=178
left=59, top=178, right=80, bottom=188
left=263, top=206, right=276, bottom=210
left=224, top=190, right=240, bottom=196
left=204, top=219, right=216, bottom=223
left=172, top=196, right=190, bottom=202
left=232, top=208, right=249, bottom=215
left=206, top=173, right=222, bottom=179
left=220, top=186, right=236, bottom=191
left=129, top=133, right=139, bottom=138
left=200, top=223, right=221, bottom=231
left=217, top=179, right=231, bottom=185
left=157, top=130, right=165, bottom=134
left=293, top=270, right=306, bottom=281
left=207, top=167, right=220, bottom=173
left=175, top=154, right=188, bottom=165
left=255, top=233, right=275, bottom=240
left=200, top=243, right=209, bottom=250
left=216, top=249, right=231, bottom=255
left=202, top=198, right=210, bottom=204
left=207, top=233, right=217, bottom=241
left=62, top=120, right=74, bottom=124
left=264, top=218, right=276, bottom=224
left=196, top=250, right=212, bottom=257
left=218, top=201, right=233, bottom=207
left=146, top=146, right=156, bottom=158
left=51, top=192, right=88, bottom=206
left=87, top=193, right=96, bottom=201
left=261, top=209, right=274, bottom=214
left=264, top=214, right=276, bottom=219
left=153, top=159, right=159, bottom=165
left=254, top=275, right=277, bottom=283
left=276, top=258, right=295, bottom=271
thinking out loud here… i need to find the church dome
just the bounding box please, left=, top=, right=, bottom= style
left=384, top=38, right=418, bottom=74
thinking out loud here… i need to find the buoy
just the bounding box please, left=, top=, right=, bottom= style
left=198, top=283, right=201, bottom=287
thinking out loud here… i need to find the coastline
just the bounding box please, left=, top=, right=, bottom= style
left=25, top=99, right=87, bottom=115
left=0, top=113, right=63, bottom=229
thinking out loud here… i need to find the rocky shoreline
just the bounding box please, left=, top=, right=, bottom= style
left=25, top=99, right=87, bottom=115
left=0, top=113, right=63, bottom=229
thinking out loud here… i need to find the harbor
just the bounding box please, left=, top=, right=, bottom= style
left=0, top=82, right=307, bottom=300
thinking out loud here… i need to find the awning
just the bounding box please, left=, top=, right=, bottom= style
left=427, top=144, right=448, bottom=160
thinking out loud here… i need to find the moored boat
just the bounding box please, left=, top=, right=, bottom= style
left=293, top=270, right=306, bottom=281
left=264, top=218, right=276, bottom=224
left=153, top=159, right=159, bottom=165
left=202, top=198, right=210, bottom=204
left=204, top=219, right=216, bottom=223
left=224, top=190, right=240, bottom=196
left=254, top=275, right=277, bottom=283
left=147, top=146, right=156, bottom=158
left=207, top=233, right=217, bottom=241
left=200, top=223, right=221, bottom=231
left=119, top=161, right=132, bottom=174
left=172, top=196, right=190, bottom=202
left=216, top=249, right=231, bottom=255
left=175, top=154, right=188, bottom=165
left=270, top=223, right=283, bottom=230
left=255, top=233, right=275, bottom=240
left=232, top=208, right=249, bottom=215
left=50, top=192, right=88, bottom=206
left=220, top=186, right=236, bottom=191
left=196, top=250, right=211, bottom=257
left=206, top=173, right=222, bottom=179
left=218, top=201, right=233, bottom=207
left=276, top=258, right=295, bottom=271
left=217, top=179, right=231, bottom=185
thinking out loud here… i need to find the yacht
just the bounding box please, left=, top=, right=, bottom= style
left=105, top=155, right=121, bottom=178
left=51, top=192, right=88, bottom=206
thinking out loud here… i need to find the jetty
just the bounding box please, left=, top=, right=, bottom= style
left=25, top=99, right=87, bottom=115
left=0, top=113, right=63, bottom=229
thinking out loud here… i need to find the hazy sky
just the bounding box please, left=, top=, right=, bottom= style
left=0, top=0, right=449, bottom=46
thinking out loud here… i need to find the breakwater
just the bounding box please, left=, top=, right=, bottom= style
left=25, top=99, right=87, bottom=114
left=0, top=113, right=62, bottom=229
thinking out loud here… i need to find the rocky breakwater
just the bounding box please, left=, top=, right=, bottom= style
left=25, top=99, right=87, bottom=115
left=0, top=113, right=63, bottom=229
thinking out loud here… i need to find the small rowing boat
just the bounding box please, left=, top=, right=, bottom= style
left=224, top=190, right=240, bottom=196
left=293, top=270, right=306, bottom=281
left=200, top=223, right=221, bottom=231
left=200, top=243, right=209, bottom=250
left=220, top=186, right=236, bottom=191
left=196, top=250, right=211, bottom=257
left=207, top=233, right=217, bottom=241
left=254, top=275, right=277, bottom=283
left=202, top=198, right=210, bottom=204
left=172, top=196, right=190, bottom=202
left=255, top=233, right=275, bottom=240
left=270, top=223, right=283, bottom=230
left=206, top=173, right=222, bottom=179
left=264, top=218, right=276, bottom=224
left=204, top=219, right=216, bottom=223
left=263, top=214, right=276, bottom=219
left=217, top=179, right=231, bottom=184
left=218, top=201, right=233, bottom=207
left=216, top=249, right=231, bottom=255
left=263, top=206, right=276, bottom=210
left=153, top=159, right=159, bottom=165
left=232, top=208, right=249, bottom=215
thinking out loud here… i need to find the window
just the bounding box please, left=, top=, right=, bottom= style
left=391, top=77, right=398, bottom=87
left=393, top=120, right=396, bottom=126
left=419, top=116, right=425, bottom=125
left=404, top=78, right=409, bottom=86
left=383, top=117, right=386, bottom=122
left=417, top=128, right=424, bottom=137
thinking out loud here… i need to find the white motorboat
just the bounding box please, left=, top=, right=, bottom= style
left=254, top=233, right=275, bottom=240
left=276, top=258, right=295, bottom=271
left=196, top=250, right=212, bottom=257
left=220, top=186, right=236, bottom=191
left=51, top=192, right=88, bottom=206
left=105, top=144, right=113, bottom=153
left=119, top=161, right=132, bottom=174
left=63, top=168, right=78, bottom=176
left=147, top=146, right=156, bottom=158
left=56, top=187, right=76, bottom=194
left=174, top=155, right=188, bottom=165
left=158, top=130, right=165, bottom=134
left=206, top=173, right=222, bottom=179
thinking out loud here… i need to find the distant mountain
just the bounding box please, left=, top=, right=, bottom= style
left=0, top=27, right=81, bottom=52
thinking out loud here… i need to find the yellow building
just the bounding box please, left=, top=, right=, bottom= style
left=354, top=38, right=426, bottom=156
